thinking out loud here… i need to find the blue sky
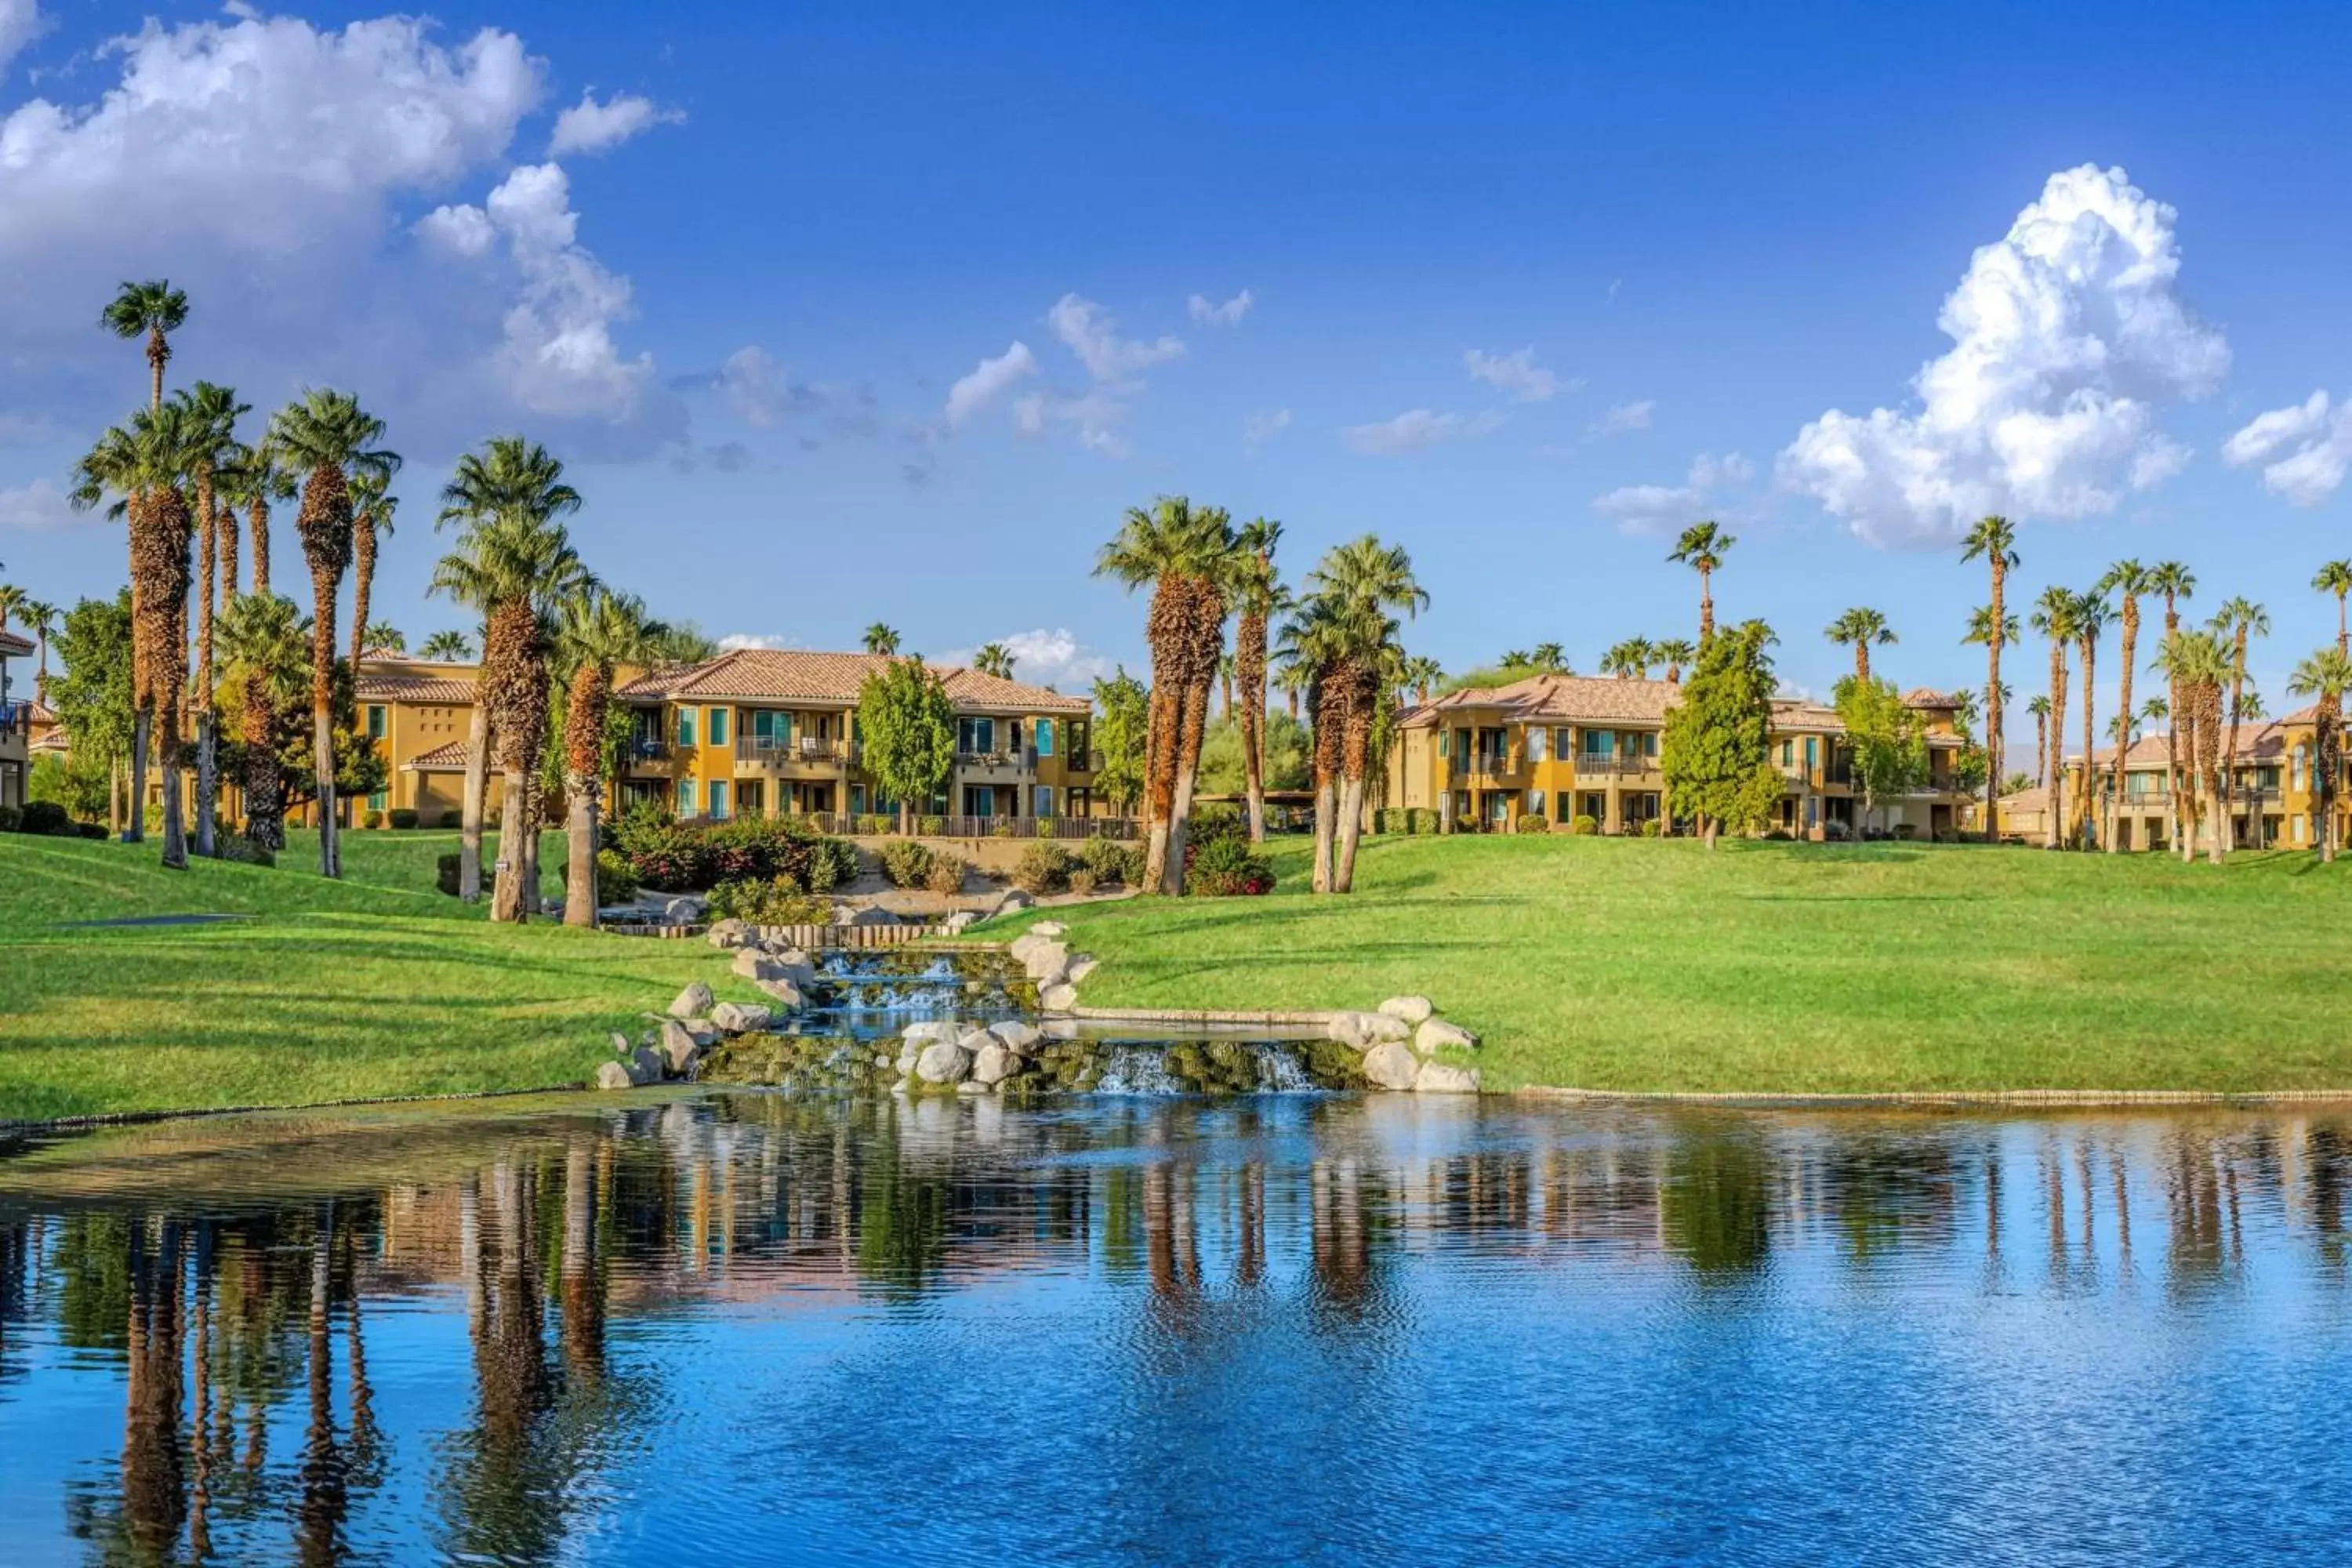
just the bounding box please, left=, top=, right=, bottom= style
left=4, top=2, right=2350, bottom=735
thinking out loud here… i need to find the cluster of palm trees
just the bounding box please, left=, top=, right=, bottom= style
left=1597, top=637, right=1698, bottom=684
left=1958, top=516, right=2352, bottom=863
left=0, top=586, right=61, bottom=701
left=1096, top=499, right=1425, bottom=895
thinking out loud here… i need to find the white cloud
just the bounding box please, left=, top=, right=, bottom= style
left=1592, top=452, right=1754, bottom=535
left=712, top=344, right=817, bottom=427
left=0, top=0, right=45, bottom=81
left=1187, top=289, right=1253, bottom=327
left=2223, top=390, right=2352, bottom=506
left=1465, top=346, right=1564, bottom=403
left=944, top=341, right=1036, bottom=427
left=1047, top=294, right=1184, bottom=382
left=0, top=477, right=78, bottom=531
left=547, top=89, right=682, bottom=157
left=1243, top=408, right=1292, bottom=453
left=1686, top=451, right=1754, bottom=488
left=1343, top=408, right=1504, bottom=456
left=1778, top=163, right=2228, bottom=546
left=1013, top=389, right=1130, bottom=457
left=938, top=628, right=1112, bottom=691
left=717, top=632, right=805, bottom=652
left=415, top=201, right=496, bottom=258
left=1587, top=399, right=1654, bottom=439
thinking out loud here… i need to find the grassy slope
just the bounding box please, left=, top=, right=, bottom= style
left=0, top=830, right=740, bottom=1122
left=983, top=836, right=2352, bottom=1094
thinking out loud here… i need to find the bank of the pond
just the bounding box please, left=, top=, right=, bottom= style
left=977, top=833, right=2352, bottom=1098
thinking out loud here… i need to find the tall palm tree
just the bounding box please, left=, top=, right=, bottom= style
left=2158, top=630, right=2231, bottom=865
left=555, top=589, right=659, bottom=926
left=2310, top=562, right=2352, bottom=657
left=363, top=620, right=405, bottom=652
left=2147, top=561, right=2196, bottom=851
left=221, top=437, right=292, bottom=597
left=1961, top=517, right=2020, bottom=844
left=348, top=472, right=398, bottom=679
left=102, top=281, right=188, bottom=412
left=270, top=390, right=399, bottom=879
left=19, top=598, right=57, bottom=698
left=420, top=630, right=474, bottom=662
left=2026, top=694, right=2051, bottom=808
left=1668, top=521, right=1734, bottom=643
left=2070, top=589, right=2113, bottom=849
left=2094, top=561, right=2153, bottom=853
left=1824, top=607, right=1896, bottom=684
left=1094, top=496, right=1238, bottom=893
left=2028, top=586, right=2082, bottom=851
left=1303, top=534, right=1427, bottom=892
left=437, top=437, right=583, bottom=902
left=1277, top=596, right=1349, bottom=891
left=2208, top=597, right=2269, bottom=858
left=863, top=623, right=901, bottom=656
left=174, top=382, right=248, bottom=859
left=1530, top=641, right=1569, bottom=673
left=0, top=584, right=23, bottom=630
left=72, top=405, right=197, bottom=863
left=971, top=642, right=1015, bottom=679
left=1232, top=517, right=1285, bottom=842
left=1399, top=654, right=1443, bottom=707
left=2288, top=648, right=2351, bottom=863
left=1653, top=638, right=1694, bottom=684
left=1601, top=637, right=1657, bottom=680
left=216, top=591, right=308, bottom=850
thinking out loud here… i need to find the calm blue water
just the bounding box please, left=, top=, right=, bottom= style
left=1, top=1092, right=2347, bottom=1565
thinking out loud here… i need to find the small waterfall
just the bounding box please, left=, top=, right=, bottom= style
left=1093, top=1047, right=1187, bottom=1095
left=1252, top=1045, right=1313, bottom=1092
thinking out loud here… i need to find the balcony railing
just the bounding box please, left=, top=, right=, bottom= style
left=1573, top=754, right=1658, bottom=777
left=956, top=748, right=1039, bottom=773
left=0, top=700, right=29, bottom=742
left=736, top=735, right=855, bottom=766
left=626, top=737, right=670, bottom=764
left=808, top=811, right=1138, bottom=841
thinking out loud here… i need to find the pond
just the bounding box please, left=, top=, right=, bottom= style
left=1, top=1093, right=2347, bottom=1565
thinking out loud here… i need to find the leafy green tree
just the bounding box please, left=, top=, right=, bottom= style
left=49, top=593, right=138, bottom=830
left=856, top=656, right=956, bottom=832
left=1661, top=619, right=1780, bottom=848
left=1833, top=676, right=1928, bottom=834
left=1198, top=710, right=1311, bottom=796
left=1091, top=666, right=1149, bottom=813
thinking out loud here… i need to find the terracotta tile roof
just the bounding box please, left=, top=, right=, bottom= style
left=617, top=648, right=1089, bottom=713
left=357, top=670, right=477, bottom=704
left=1769, top=699, right=1844, bottom=734
left=30, top=729, right=68, bottom=753
left=402, top=739, right=473, bottom=771
left=2072, top=716, right=2312, bottom=771
left=0, top=629, right=31, bottom=657
left=1903, top=688, right=1964, bottom=708
left=1403, top=673, right=1679, bottom=728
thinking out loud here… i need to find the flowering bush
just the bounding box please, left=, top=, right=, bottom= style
left=612, top=804, right=857, bottom=892
left=1516, top=812, right=1550, bottom=835
left=1184, top=830, right=1275, bottom=896
left=1570, top=814, right=1599, bottom=836
left=706, top=876, right=837, bottom=927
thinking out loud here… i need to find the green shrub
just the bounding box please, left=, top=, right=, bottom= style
left=989, top=815, right=1015, bottom=838
left=1570, top=814, right=1599, bottom=836
left=1184, top=831, right=1274, bottom=896
left=594, top=848, right=639, bottom=902
left=1406, top=807, right=1441, bottom=835
left=436, top=852, right=462, bottom=897
left=918, top=815, right=946, bottom=837
left=78, top=822, right=107, bottom=839
left=0, top=805, right=19, bottom=833
left=1642, top=818, right=1664, bottom=838
left=221, top=836, right=276, bottom=867
left=707, top=875, right=835, bottom=927
left=924, top=853, right=967, bottom=895
left=388, top=808, right=419, bottom=829
left=20, top=801, right=70, bottom=836
left=610, top=806, right=855, bottom=893
left=364, top=810, right=385, bottom=829
left=1013, top=840, right=1076, bottom=895
left=1516, top=812, right=1550, bottom=835
left=880, top=839, right=935, bottom=888
left=437, top=809, right=463, bottom=829
left=1079, top=836, right=1142, bottom=885
left=1067, top=866, right=1099, bottom=896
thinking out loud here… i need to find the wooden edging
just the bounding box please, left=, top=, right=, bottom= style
left=1512, top=1085, right=2352, bottom=1108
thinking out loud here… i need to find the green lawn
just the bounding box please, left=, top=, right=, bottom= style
left=0, top=830, right=743, bottom=1123
left=981, top=835, right=2352, bottom=1095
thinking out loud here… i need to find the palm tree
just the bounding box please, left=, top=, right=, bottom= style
left=2026, top=694, right=2051, bottom=808
left=102, top=280, right=188, bottom=411
left=1668, top=521, right=1734, bottom=643
left=216, top=591, right=308, bottom=850
left=0, top=584, right=23, bottom=630
left=971, top=642, right=1015, bottom=679
left=1277, top=596, right=1349, bottom=891
left=1501, top=648, right=1532, bottom=670
left=1961, top=517, right=2019, bottom=844
left=2288, top=648, right=2352, bottom=862
left=222, top=437, right=292, bottom=597
left=1094, top=496, right=1238, bottom=893
left=2094, top=561, right=2153, bottom=853
left=2147, top=561, right=2196, bottom=851
left=2208, top=597, right=2269, bottom=859
left=1399, top=655, right=1443, bottom=707
left=555, top=589, right=658, bottom=926
left=1530, top=641, right=1568, bottom=673
left=348, top=471, right=398, bottom=678
left=420, top=630, right=475, bottom=662
left=2157, top=630, right=2231, bottom=864
left=1654, top=638, right=1694, bottom=684
left=1302, top=534, right=1426, bottom=892
left=1824, top=608, right=1896, bottom=684
left=72, top=405, right=197, bottom=863
left=270, top=390, right=399, bottom=879
left=19, top=598, right=57, bottom=698
left=644, top=622, right=717, bottom=666
left=174, top=382, right=248, bottom=859
left=437, top=437, right=583, bottom=903
left=863, top=622, right=900, bottom=656
left=2028, top=586, right=2082, bottom=851
left=1601, top=637, right=1657, bottom=680
left=364, top=621, right=405, bottom=652
left=1232, top=517, right=1285, bottom=842
left=2070, top=589, right=2113, bottom=849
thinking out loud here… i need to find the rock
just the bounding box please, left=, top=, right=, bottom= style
left=956, top=1080, right=990, bottom=1096
left=1378, top=995, right=1436, bottom=1025
left=754, top=978, right=806, bottom=1011
left=971, top=1042, right=1014, bottom=1086
left=1363, top=1040, right=1421, bottom=1091
left=942, top=910, right=978, bottom=934
left=706, top=918, right=750, bottom=949
left=1417, top=1018, right=1479, bottom=1054
left=1022, top=941, right=1071, bottom=983
left=681, top=1021, right=720, bottom=1047
left=669, top=981, right=716, bottom=1018
left=1065, top=956, right=1098, bottom=985
left=628, top=1045, right=665, bottom=1085
left=1007, top=931, right=1046, bottom=964
left=915, top=1040, right=974, bottom=1085
left=896, top=1043, right=921, bottom=1076
left=956, top=1025, right=998, bottom=1053
left=997, top=889, right=1033, bottom=913
left=874, top=1052, right=894, bottom=1068
left=903, top=1019, right=960, bottom=1045
left=662, top=895, right=706, bottom=924
left=1328, top=1011, right=1410, bottom=1048
left=1030, top=920, right=1068, bottom=938
left=710, top=1001, right=773, bottom=1033
left=659, top=1019, right=703, bottom=1074
left=610, top=1032, right=633, bottom=1055
left=595, top=1061, right=637, bottom=1091
left=989, top=1020, right=1041, bottom=1053
left=732, top=949, right=804, bottom=983
left=1040, top=982, right=1078, bottom=1011
left=1413, top=1060, right=1481, bottom=1094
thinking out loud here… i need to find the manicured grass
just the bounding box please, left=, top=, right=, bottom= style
left=981, top=835, right=2352, bottom=1095
left=0, top=830, right=744, bottom=1123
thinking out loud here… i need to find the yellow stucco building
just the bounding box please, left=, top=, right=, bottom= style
left=2043, top=706, right=2350, bottom=851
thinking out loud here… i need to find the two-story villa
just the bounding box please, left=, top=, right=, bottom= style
left=0, top=626, right=31, bottom=811
left=2049, top=707, right=2350, bottom=851
left=1386, top=672, right=1973, bottom=838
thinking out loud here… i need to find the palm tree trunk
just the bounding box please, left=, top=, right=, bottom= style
left=308, top=563, right=339, bottom=880
left=2107, top=602, right=2136, bottom=853
left=492, top=771, right=528, bottom=921
left=2044, top=643, right=2066, bottom=851
left=128, top=709, right=150, bottom=843
left=1984, top=559, right=2004, bottom=842
left=1699, top=570, right=1715, bottom=643
left=160, top=691, right=187, bottom=871
left=350, top=518, right=375, bottom=677
left=1140, top=678, right=1179, bottom=893
left=1163, top=677, right=1212, bottom=895
left=521, top=772, right=543, bottom=917
left=2177, top=700, right=2198, bottom=863
left=564, top=775, right=600, bottom=927
left=1238, top=608, right=1267, bottom=844
left=249, top=497, right=270, bottom=598
left=1333, top=670, right=1377, bottom=892
left=2075, top=636, right=2096, bottom=850
left=242, top=673, right=283, bottom=850
left=459, top=691, right=490, bottom=902
left=194, top=495, right=218, bottom=858
left=1311, top=671, right=1345, bottom=891
left=218, top=501, right=238, bottom=601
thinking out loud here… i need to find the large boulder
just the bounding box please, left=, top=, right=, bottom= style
left=1008, top=931, right=1049, bottom=965
left=1328, top=1011, right=1410, bottom=1049
left=595, top=1061, right=637, bottom=1091
left=1378, top=995, right=1435, bottom=1025
left=956, top=1025, right=998, bottom=1053
left=1040, top=982, right=1078, bottom=1011
left=659, top=1019, right=703, bottom=1075
left=1413, top=1060, right=1480, bottom=1094
left=1029, top=920, right=1068, bottom=938
left=609, top=1032, right=633, bottom=1055
left=706, top=918, right=750, bottom=949
left=732, top=949, right=812, bottom=985
left=941, top=910, right=978, bottom=935
left=628, top=1044, right=665, bottom=1085
left=710, top=1001, right=773, bottom=1034
left=971, top=1042, right=1014, bottom=1087
left=753, top=978, right=806, bottom=1011
left=1363, top=1041, right=1421, bottom=1091
left=903, top=1019, right=961, bottom=1046
left=1064, top=956, right=1098, bottom=985
left=669, top=981, right=715, bottom=1019
left=1022, top=942, right=1071, bottom=985
left=1417, top=1019, right=1479, bottom=1054
left=663, top=895, right=706, bottom=924
left=915, top=1040, right=973, bottom=1085
left=989, top=1019, right=1041, bottom=1054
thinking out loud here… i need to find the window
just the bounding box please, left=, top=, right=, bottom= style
left=1009, top=720, right=1025, bottom=753
left=2295, top=815, right=2308, bottom=845
left=1780, top=739, right=1793, bottom=767
left=1068, top=719, right=1091, bottom=760
left=2293, top=746, right=2308, bottom=790
left=708, top=707, right=729, bottom=746
left=366, top=704, right=387, bottom=739
left=677, top=778, right=697, bottom=815
left=959, top=716, right=996, bottom=754
left=1036, top=718, right=1055, bottom=758
left=1581, top=729, right=1615, bottom=759
left=1553, top=727, right=1573, bottom=760
left=1805, top=736, right=1819, bottom=770
left=1527, top=727, right=1548, bottom=764
left=367, top=788, right=387, bottom=812
left=1034, top=785, right=1055, bottom=818
left=739, top=781, right=765, bottom=816
left=707, top=779, right=730, bottom=819
left=752, top=710, right=783, bottom=746
left=1526, top=789, right=1546, bottom=818
left=676, top=708, right=696, bottom=748
left=1642, top=731, right=1659, bottom=758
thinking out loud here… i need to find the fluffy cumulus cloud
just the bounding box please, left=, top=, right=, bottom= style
left=0, top=477, right=78, bottom=531
left=1047, top=294, right=1185, bottom=382
left=717, top=631, right=804, bottom=652
left=0, top=0, right=44, bottom=80
left=547, top=89, right=682, bottom=157
left=1592, top=452, right=1752, bottom=535
left=944, top=341, right=1036, bottom=427
left=706, top=344, right=822, bottom=427
left=938, top=629, right=1112, bottom=691
left=2223, top=390, right=2352, bottom=506
left=1778, top=164, right=2228, bottom=546
left=1587, top=399, right=1654, bottom=439
left=1343, top=408, right=1504, bottom=456
left=942, top=295, right=1189, bottom=458
left=1187, top=289, right=1253, bottom=327
left=1465, top=346, right=1563, bottom=403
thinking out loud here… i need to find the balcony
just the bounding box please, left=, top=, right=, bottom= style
left=956, top=748, right=1038, bottom=782
left=623, top=737, right=670, bottom=769
left=1571, top=753, right=1659, bottom=778
left=737, top=735, right=855, bottom=771
left=0, top=699, right=30, bottom=742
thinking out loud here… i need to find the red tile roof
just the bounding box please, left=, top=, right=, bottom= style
left=401, top=739, right=473, bottom=771
left=0, top=629, right=31, bottom=657
left=357, top=667, right=477, bottom=704
left=617, top=648, right=1089, bottom=713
